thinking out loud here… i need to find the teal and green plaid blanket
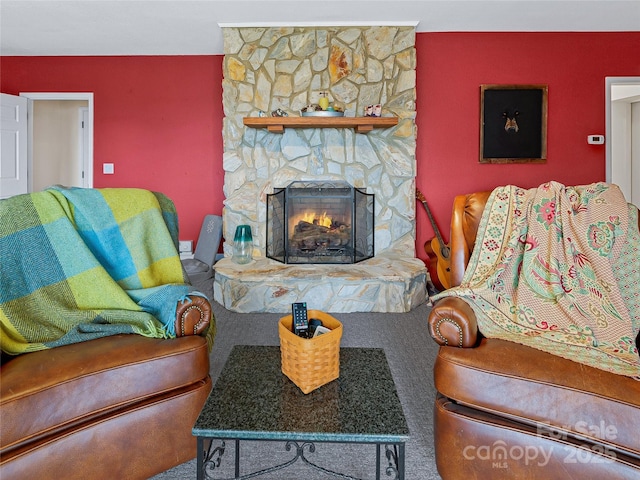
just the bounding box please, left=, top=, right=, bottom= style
left=1, top=187, right=199, bottom=355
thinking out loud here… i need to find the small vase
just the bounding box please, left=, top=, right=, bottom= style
left=319, top=92, right=329, bottom=111
left=233, top=225, right=253, bottom=264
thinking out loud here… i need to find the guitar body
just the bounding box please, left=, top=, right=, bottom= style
left=423, top=240, right=444, bottom=291
left=423, top=240, right=442, bottom=291
left=416, top=188, right=452, bottom=291
left=425, top=236, right=452, bottom=291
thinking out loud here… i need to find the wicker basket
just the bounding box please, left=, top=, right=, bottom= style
left=279, top=310, right=343, bottom=394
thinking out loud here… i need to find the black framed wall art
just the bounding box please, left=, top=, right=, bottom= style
left=480, top=84, right=548, bottom=164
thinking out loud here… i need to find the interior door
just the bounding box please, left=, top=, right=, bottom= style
left=0, top=93, right=28, bottom=199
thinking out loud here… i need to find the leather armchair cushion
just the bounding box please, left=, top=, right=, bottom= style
left=435, top=338, right=640, bottom=458
left=0, top=334, right=209, bottom=454
left=449, top=191, right=491, bottom=286
left=434, top=394, right=639, bottom=479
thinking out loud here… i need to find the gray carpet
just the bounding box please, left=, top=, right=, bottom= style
left=152, top=299, right=442, bottom=479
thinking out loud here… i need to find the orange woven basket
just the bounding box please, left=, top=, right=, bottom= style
left=279, top=310, right=343, bottom=394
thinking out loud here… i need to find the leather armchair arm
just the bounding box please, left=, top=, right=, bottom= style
left=428, top=296, right=479, bottom=348
left=174, top=295, right=211, bottom=337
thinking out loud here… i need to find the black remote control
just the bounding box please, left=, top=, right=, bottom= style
left=292, top=302, right=309, bottom=337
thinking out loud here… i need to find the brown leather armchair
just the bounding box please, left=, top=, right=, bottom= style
left=428, top=192, right=640, bottom=479
left=0, top=296, right=212, bottom=480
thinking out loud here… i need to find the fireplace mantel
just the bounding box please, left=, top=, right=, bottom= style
left=243, top=116, right=398, bottom=134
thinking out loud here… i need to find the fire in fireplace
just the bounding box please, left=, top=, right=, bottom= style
left=266, top=181, right=374, bottom=264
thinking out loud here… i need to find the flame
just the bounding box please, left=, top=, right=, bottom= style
left=301, top=211, right=332, bottom=228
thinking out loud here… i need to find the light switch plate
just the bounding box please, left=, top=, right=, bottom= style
left=103, top=163, right=114, bottom=174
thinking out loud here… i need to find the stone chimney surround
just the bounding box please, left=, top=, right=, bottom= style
left=214, top=25, right=428, bottom=313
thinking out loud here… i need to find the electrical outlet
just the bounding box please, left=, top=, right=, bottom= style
left=179, top=240, right=193, bottom=253
left=103, top=163, right=114, bottom=174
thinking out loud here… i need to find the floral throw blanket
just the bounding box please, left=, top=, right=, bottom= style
left=434, top=181, right=640, bottom=378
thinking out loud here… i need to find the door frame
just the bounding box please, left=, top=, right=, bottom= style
left=20, top=92, right=94, bottom=191
left=605, top=77, right=639, bottom=184
left=79, top=107, right=91, bottom=188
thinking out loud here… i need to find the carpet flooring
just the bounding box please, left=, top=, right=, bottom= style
left=152, top=299, right=442, bottom=479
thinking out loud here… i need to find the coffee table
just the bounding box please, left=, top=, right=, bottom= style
left=193, top=345, right=409, bottom=479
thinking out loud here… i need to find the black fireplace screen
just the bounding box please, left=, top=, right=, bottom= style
left=266, top=181, right=374, bottom=264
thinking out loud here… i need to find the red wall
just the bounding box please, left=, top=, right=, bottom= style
left=0, top=56, right=224, bottom=244
left=2, top=32, right=639, bottom=262
left=415, top=32, right=640, bottom=264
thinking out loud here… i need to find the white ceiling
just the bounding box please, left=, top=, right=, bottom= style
left=1, top=0, right=638, bottom=56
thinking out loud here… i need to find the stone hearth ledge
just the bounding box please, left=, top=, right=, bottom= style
left=213, top=252, right=428, bottom=313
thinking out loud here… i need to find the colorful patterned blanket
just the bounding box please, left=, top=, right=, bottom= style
left=434, top=182, right=640, bottom=378
left=1, top=187, right=199, bottom=355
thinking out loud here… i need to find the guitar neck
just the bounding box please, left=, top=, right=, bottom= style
left=420, top=200, right=449, bottom=253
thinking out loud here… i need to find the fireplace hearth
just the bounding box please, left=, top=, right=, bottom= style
left=266, top=181, right=374, bottom=264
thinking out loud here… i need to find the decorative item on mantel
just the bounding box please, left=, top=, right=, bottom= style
left=301, top=104, right=344, bottom=117
left=364, top=104, right=382, bottom=117
left=318, top=91, right=330, bottom=111
left=271, top=108, right=288, bottom=117
left=300, top=92, right=345, bottom=117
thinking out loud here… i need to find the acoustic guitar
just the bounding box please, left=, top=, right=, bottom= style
left=416, top=188, right=452, bottom=291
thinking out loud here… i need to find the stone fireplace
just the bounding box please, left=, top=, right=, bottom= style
left=266, top=181, right=374, bottom=264
left=213, top=24, right=428, bottom=313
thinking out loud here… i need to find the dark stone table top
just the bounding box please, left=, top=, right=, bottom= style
left=193, top=345, right=409, bottom=443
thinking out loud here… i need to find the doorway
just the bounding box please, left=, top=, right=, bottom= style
left=606, top=77, right=639, bottom=206
left=21, top=92, right=94, bottom=192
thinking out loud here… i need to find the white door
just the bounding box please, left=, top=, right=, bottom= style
left=0, top=93, right=28, bottom=199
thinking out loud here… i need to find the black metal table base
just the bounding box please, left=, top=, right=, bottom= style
left=197, top=438, right=405, bottom=480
